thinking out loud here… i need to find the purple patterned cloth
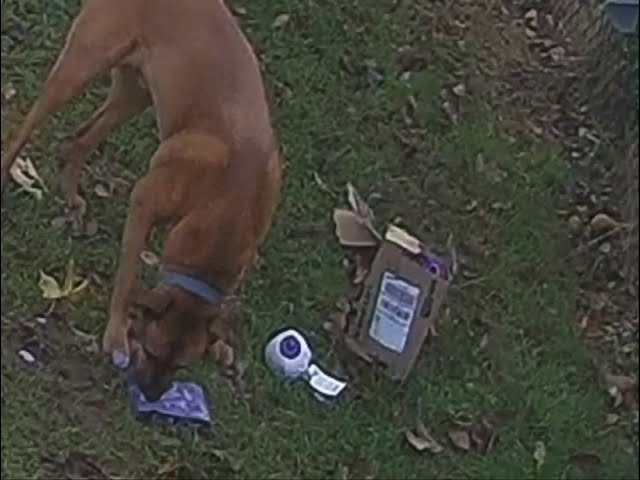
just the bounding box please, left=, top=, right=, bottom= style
left=128, top=381, right=212, bottom=425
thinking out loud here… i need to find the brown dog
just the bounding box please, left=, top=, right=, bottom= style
left=0, top=0, right=282, bottom=399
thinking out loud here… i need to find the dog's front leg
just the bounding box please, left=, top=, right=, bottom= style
left=103, top=184, right=155, bottom=354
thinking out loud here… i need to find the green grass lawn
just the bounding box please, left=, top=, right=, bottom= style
left=1, top=0, right=637, bottom=479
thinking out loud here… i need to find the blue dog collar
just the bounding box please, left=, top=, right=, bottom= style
left=161, top=271, right=225, bottom=304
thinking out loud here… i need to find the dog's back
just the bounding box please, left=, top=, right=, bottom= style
left=120, top=0, right=274, bottom=153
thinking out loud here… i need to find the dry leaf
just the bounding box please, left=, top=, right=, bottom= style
left=405, top=424, right=444, bottom=454
left=93, top=184, right=110, bottom=198
left=272, top=13, right=290, bottom=28
left=2, top=82, right=16, bottom=100
left=39, top=271, right=65, bottom=299
left=605, top=413, right=619, bottom=425
left=415, top=421, right=444, bottom=453
left=9, top=156, right=47, bottom=200
left=604, top=374, right=636, bottom=393
left=346, top=182, right=375, bottom=223
left=589, top=213, right=622, bottom=232
left=605, top=373, right=636, bottom=408
left=333, top=209, right=379, bottom=247
left=140, top=250, right=160, bottom=267
left=232, top=5, right=247, bottom=16
left=533, top=441, right=546, bottom=471
left=352, top=253, right=370, bottom=285
left=39, top=259, right=89, bottom=301
left=448, top=430, right=471, bottom=451
left=477, top=333, right=489, bottom=352
left=452, top=83, right=467, bottom=97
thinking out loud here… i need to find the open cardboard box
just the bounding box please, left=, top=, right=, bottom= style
left=332, top=185, right=453, bottom=381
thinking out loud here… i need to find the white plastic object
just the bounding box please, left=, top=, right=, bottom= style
left=264, top=328, right=347, bottom=399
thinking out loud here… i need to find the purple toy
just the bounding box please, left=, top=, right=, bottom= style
left=128, top=380, right=211, bottom=425
left=113, top=351, right=211, bottom=426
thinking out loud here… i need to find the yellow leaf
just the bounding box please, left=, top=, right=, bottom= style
left=38, top=259, right=89, bottom=302
left=62, top=258, right=77, bottom=294
left=68, top=278, right=90, bottom=302
left=39, top=271, right=63, bottom=299
left=9, top=157, right=47, bottom=200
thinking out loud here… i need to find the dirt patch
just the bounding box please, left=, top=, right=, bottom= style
left=4, top=310, right=117, bottom=433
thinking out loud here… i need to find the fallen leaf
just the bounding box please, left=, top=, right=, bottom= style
left=605, top=413, right=619, bottom=425
left=140, top=250, right=160, bottom=267
left=441, top=100, right=458, bottom=124
left=405, top=423, right=444, bottom=454
left=272, top=13, right=290, bottom=28
left=346, top=182, right=375, bottom=223
left=608, top=386, right=624, bottom=408
left=39, top=259, right=89, bottom=301
left=568, top=452, right=602, bottom=473
left=232, top=5, right=247, bottom=16
left=93, top=184, right=110, bottom=198
left=9, top=156, right=47, bottom=200
left=605, top=374, right=636, bottom=393
left=533, top=441, right=546, bottom=471
left=452, top=83, right=467, bottom=97
left=351, top=253, right=371, bottom=285
left=333, top=209, right=379, bottom=247
left=3, top=82, right=16, bottom=100
left=64, top=451, right=109, bottom=479
left=589, top=213, right=622, bottom=232
left=448, top=430, right=471, bottom=451
left=39, top=271, right=64, bottom=299
left=477, top=333, right=489, bottom=352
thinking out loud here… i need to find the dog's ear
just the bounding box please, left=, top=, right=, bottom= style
left=132, top=286, right=173, bottom=316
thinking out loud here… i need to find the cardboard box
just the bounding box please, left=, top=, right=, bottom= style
left=332, top=186, right=452, bottom=380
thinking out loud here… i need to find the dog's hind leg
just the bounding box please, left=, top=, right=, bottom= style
left=0, top=0, right=137, bottom=193
left=62, top=66, right=150, bottom=226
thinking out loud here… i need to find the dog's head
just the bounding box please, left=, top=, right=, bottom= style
left=126, top=286, right=236, bottom=400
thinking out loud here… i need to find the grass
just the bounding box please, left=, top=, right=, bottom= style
left=1, top=0, right=638, bottom=479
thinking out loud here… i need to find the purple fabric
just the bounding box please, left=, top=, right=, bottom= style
left=128, top=381, right=211, bottom=425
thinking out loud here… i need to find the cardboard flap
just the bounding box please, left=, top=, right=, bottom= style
left=384, top=225, right=422, bottom=254
left=333, top=209, right=380, bottom=247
